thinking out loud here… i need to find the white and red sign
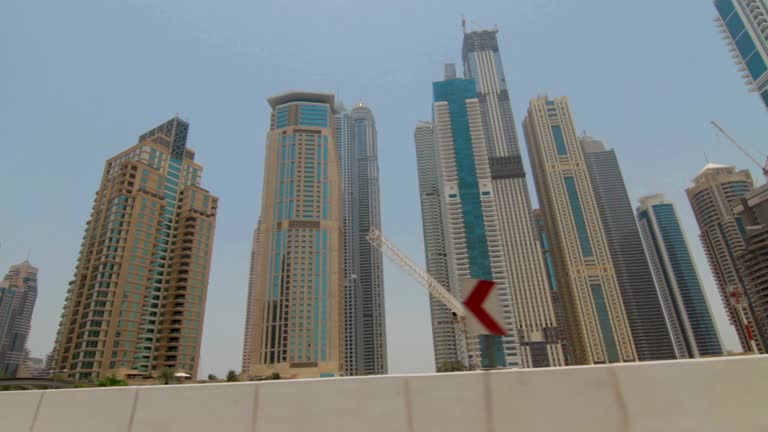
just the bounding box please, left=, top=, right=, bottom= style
left=461, top=279, right=507, bottom=336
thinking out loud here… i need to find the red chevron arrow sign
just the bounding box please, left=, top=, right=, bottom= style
left=462, top=279, right=507, bottom=336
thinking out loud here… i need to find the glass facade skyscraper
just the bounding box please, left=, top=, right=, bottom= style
left=463, top=29, right=564, bottom=368
left=335, top=103, right=387, bottom=376
left=714, top=0, right=768, bottom=109
left=244, top=92, right=344, bottom=379
left=581, top=136, right=677, bottom=361
left=0, top=261, right=38, bottom=378
left=637, top=194, right=723, bottom=357
left=431, top=72, right=520, bottom=368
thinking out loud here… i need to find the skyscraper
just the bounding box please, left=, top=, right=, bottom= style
left=523, top=96, right=637, bottom=365
left=581, top=136, right=677, bottom=361
left=334, top=103, right=387, bottom=376
left=414, top=120, right=462, bottom=369
left=432, top=70, right=520, bottom=369
left=241, top=221, right=261, bottom=374
left=686, top=163, right=765, bottom=353
left=244, top=91, right=343, bottom=379
left=52, top=117, right=218, bottom=380
left=714, top=0, right=768, bottom=110
left=463, top=29, right=564, bottom=368
left=733, top=183, right=768, bottom=347
left=637, top=194, right=724, bottom=357
left=0, top=261, right=38, bottom=377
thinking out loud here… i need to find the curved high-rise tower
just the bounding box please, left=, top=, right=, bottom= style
left=335, top=103, right=387, bottom=376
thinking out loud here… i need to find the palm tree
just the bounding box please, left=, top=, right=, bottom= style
left=157, top=367, right=175, bottom=385
left=225, top=370, right=239, bottom=382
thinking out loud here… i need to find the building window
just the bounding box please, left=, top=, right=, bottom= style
left=563, top=177, right=594, bottom=257
left=551, top=125, right=568, bottom=156
left=590, top=283, right=620, bottom=363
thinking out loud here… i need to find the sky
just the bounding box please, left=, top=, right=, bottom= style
left=1, top=0, right=767, bottom=377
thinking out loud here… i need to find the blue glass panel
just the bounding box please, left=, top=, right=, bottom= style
left=735, top=33, right=757, bottom=61
left=590, top=284, right=619, bottom=362
left=725, top=12, right=746, bottom=38
left=479, top=335, right=507, bottom=368
left=715, top=0, right=735, bottom=20
left=545, top=254, right=557, bottom=291
left=563, top=177, right=594, bottom=257
left=746, top=53, right=768, bottom=81
left=552, top=125, right=568, bottom=156
left=433, top=78, right=493, bottom=280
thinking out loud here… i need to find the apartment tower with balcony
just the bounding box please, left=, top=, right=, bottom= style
left=244, top=92, right=344, bottom=379
left=52, top=117, right=218, bottom=380
left=523, top=96, right=637, bottom=365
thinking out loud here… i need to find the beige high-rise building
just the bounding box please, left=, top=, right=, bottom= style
left=52, top=117, right=218, bottom=381
left=523, top=96, right=637, bottom=365
left=243, top=92, right=344, bottom=379
left=686, top=163, right=765, bottom=353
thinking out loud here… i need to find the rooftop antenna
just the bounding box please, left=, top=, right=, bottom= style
left=704, top=152, right=710, bottom=164
left=462, top=15, right=467, bottom=34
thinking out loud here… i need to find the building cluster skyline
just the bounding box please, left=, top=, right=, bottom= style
left=4, top=1, right=768, bottom=379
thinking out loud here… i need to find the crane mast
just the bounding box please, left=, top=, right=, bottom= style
left=710, top=121, right=768, bottom=179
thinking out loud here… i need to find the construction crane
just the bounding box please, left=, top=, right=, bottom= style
left=366, top=227, right=479, bottom=368
left=366, top=227, right=466, bottom=318
left=710, top=121, right=768, bottom=179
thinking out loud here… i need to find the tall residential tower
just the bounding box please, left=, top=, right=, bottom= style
left=414, top=121, right=462, bottom=369
left=431, top=71, right=521, bottom=368
left=463, top=29, right=564, bottom=367
left=0, top=261, right=38, bottom=377
left=524, top=96, right=637, bottom=365
left=335, top=103, right=387, bottom=376
left=714, top=0, right=768, bottom=110
left=581, top=136, right=677, bottom=361
left=244, top=92, right=344, bottom=379
left=52, top=117, right=218, bottom=380
left=637, top=194, right=723, bottom=357
left=686, top=163, right=765, bottom=352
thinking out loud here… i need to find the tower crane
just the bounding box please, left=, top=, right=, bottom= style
left=366, top=227, right=477, bottom=369
left=366, top=227, right=466, bottom=318
left=710, top=121, right=768, bottom=179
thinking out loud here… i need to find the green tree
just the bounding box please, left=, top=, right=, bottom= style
left=436, top=361, right=467, bottom=373
left=96, top=375, right=128, bottom=387
left=157, top=368, right=175, bottom=385
left=268, top=372, right=281, bottom=380
left=225, top=370, right=239, bottom=382
left=207, top=373, right=218, bottom=381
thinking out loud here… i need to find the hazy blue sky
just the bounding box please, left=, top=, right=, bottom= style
left=2, top=0, right=766, bottom=376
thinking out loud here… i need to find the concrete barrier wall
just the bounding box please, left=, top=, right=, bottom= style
left=2, top=356, right=766, bottom=432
